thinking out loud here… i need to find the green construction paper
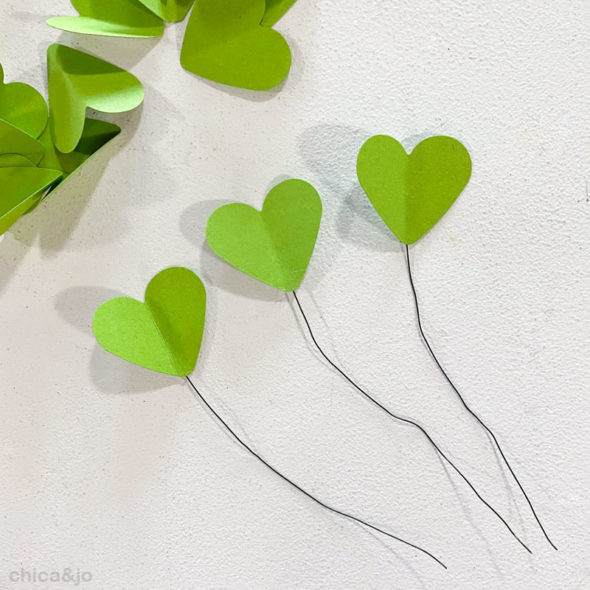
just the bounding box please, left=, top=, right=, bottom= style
left=206, top=179, right=322, bottom=292
left=180, top=0, right=292, bottom=91
left=47, top=44, right=144, bottom=154
left=47, top=0, right=164, bottom=38
left=38, top=117, right=120, bottom=195
left=261, top=0, right=297, bottom=26
left=0, top=64, right=48, bottom=138
left=138, top=0, right=194, bottom=22
left=93, top=267, right=206, bottom=377
left=0, top=154, right=36, bottom=167
left=0, top=167, right=62, bottom=235
left=357, top=135, right=472, bottom=245
left=0, top=119, right=45, bottom=165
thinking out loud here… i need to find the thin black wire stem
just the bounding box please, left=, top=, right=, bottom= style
left=184, top=376, right=447, bottom=569
left=291, top=291, right=531, bottom=554
left=404, top=244, right=556, bottom=551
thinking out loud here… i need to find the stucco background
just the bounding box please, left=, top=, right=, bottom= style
left=1, top=1, right=589, bottom=588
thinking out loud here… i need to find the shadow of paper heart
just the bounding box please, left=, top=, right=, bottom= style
left=180, top=198, right=281, bottom=302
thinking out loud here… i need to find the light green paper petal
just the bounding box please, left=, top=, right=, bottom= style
left=180, top=0, right=292, bottom=91
left=357, top=135, right=472, bottom=244
left=47, top=0, right=164, bottom=38
left=38, top=117, right=120, bottom=197
left=0, top=118, right=45, bottom=165
left=206, top=179, right=322, bottom=292
left=138, top=0, right=194, bottom=22
left=0, top=167, right=62, bottom=235
left=0, top=64, right=48, bottom=138
left=47, top=44, right=144, bottom=154
left=261, top=0, right=297, bottom=26
left=93, top=267, right=207, bottom=377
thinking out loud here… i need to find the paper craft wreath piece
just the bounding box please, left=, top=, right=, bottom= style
left=181, top=0, right=292, bottom=91
left=48, top=44, right=144, bottom=154
left=47, top=0, right=165, bottom=38
left=206, top=179, right=322, bottom=291
left=357, top=135, right=472, bottom=244
left=93, top=267, right=206, bottom=376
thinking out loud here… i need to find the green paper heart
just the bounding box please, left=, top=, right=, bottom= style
left=206, top=179, right=322, bottom=292
left=357, top=135, right=472, bottom=244
left=138, top=0, right=194, bottom=22
left=47, top=0, right=164, bottom=38
left=181, top=0, right=292, bottom=91
left=0, top=167, right=62, bottom=235
left=262, top=0, right=297, bottom=26
left=48, top=44, right=144, bottom=154
left=0, top=64, right=48, bottom=138
left=38, top=117, right=120, bottom=197
left=93, top=267, right=206, bottom=377
left=0, top=118, right=46, bottom=165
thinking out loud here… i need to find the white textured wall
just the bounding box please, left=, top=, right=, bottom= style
left=1, top=1, right=589, bottom=588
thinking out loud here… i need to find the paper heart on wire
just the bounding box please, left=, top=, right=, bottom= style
left=0, top=64, right=48, bottom=138
left=47, top=44, right=144, bottom=154
left=47, top=0, right=164, bottom=38
left=181, top=0, right=292, bottom=91
left=93, top=267, right=206, bottom=376
left=206, top=179, right=322, bottom=291
left=357, top=135, right=472, bottom=244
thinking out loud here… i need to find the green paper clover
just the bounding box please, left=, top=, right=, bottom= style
left=0, top=119, right=46, bottom=166
left=181, top=0, right=292, bottom=91
left=47, top=0, right=164, bottom=38
left=0, top=64, right=48, bottom=138
left=138, top=0, right=195, bottom=23
left=38, top=118, right=121, bottom=198
left=357, top=135, right=472, bottom=244
left=93, top=267, right=207, bottom=377
left=206, top=179, right=322, bottom=292
left=0, top=167, right=62, bottom=235
left=47, top=44, right=144, bottom=154
left=262, top=0, right=297, bottom=26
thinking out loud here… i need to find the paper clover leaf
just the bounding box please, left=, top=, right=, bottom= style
left=357, top=135, right=472, bottom=244
left=93, top=267, right=206, bottom=377
left=262, top=0, right=297, bottom=26
left=181, top=0, right=292, bottom=91
left=138, top=0, right=195, bottom=23
left=47, top=0, right=164, bottom=38
left=0, top=119, right=46, bottom=166
left=38, top=118, right=120, bottom=198
left=0, top=168, right=62, bottom=235
left=47, top=44, right=144, bottom=154
left=206, top=179, right=322, bottom=292
left=0, top=64, right=48, bottom=138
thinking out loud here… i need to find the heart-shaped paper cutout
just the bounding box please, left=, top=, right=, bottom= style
left=206, top=179, right=322, bottom=291
left=357, top=135, right=472, bottom=244
left=48, top=44, right=145, bottom=153
left=93, top=267, right=206, bottom=376
left=0, top=118, right=46, bottom=165
left=47, top=0, right=164, bottom=38
left=138, top=0, right=194, bottom=22
left=0, top=64, right=48, bottom=138
left=262, top=0, right=297, bottom=26
left=0, top=167, right=63, bottom=235
left=181, top=0, right=292, bottom=91
left=38, top=118, right=120, bottom=197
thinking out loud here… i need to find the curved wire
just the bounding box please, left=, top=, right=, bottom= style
left=184, top=376, right=447, bottom=569
left=404, top=243, right=556, bottom=551
left=291, top=291, right=531, bottom=554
